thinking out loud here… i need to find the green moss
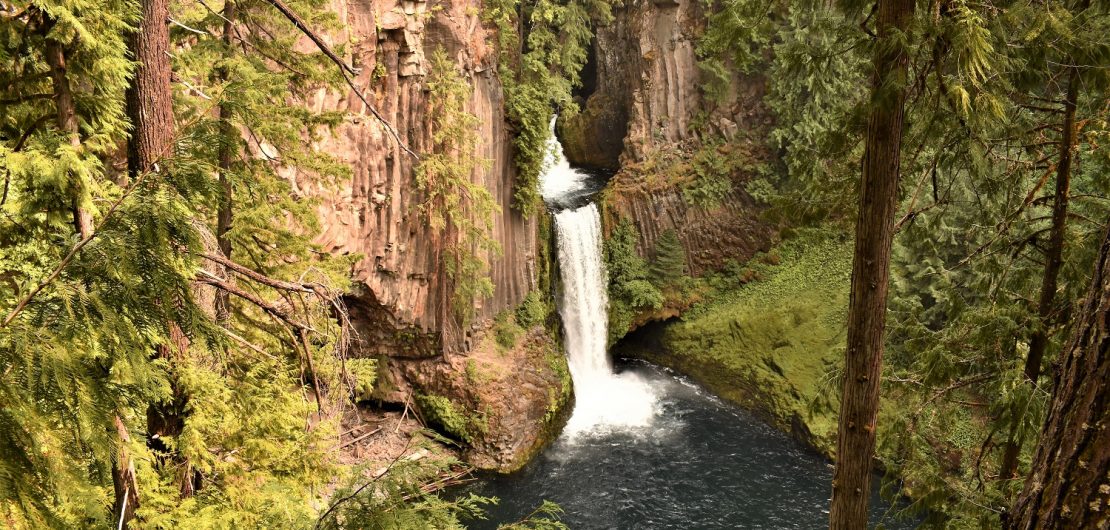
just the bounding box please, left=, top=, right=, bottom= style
left=415, top=393, right=479, bottom=443
left=543, top=345, right=573, bottom=425
left=465, top=359, right=498, bottom=387
left=346, top=358, right=378, bottom=402
left=629, top=228, right=852, bottom=454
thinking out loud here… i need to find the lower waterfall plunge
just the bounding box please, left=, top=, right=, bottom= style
left=467, top=125, right=917, bottom=529
left=542, top=121, right=658, bottom=436
left=554, top=204, right=658, bottom=434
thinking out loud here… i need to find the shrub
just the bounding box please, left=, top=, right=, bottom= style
left=415, top=394, right=474, bottom=443
left=516, top=290, right=549, bottom=328
left=346, top=358, right=378, bottom=402
left=493, top=310, right=525, bottom=349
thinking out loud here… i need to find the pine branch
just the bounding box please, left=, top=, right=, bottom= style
left=314, top=439, right=425, bottom=529
left=0, top=105, right=217, bottom=329
left=198, top=251, right=333, bottom=296
left=196, top=270, right=313, bottom=332
left=949, top=162, right=1058, bottom=271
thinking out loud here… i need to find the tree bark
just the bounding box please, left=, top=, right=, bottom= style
left=126, top=0, right=175, bottom=177
left=1005, top=220, right=1110, bottom=530
left=828, top=0, right=914, bottom=528
left=1000, top=67, right=1081, bottom=482
left=43, top=35, right=93, bottom=239
left=110, top=416, right=140, bottom=528
left=122, top=0, right=182, bottom=520
left=215, top=1, right=236, bottom=325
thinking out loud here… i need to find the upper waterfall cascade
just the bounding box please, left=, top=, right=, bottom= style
left=540, top=119, right=658, bottom=436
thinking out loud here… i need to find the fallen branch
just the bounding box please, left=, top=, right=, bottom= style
left=338, top=427, right=382, bottom=449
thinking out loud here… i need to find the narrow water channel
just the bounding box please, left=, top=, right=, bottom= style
left=465, top=122, right=916, bottom=529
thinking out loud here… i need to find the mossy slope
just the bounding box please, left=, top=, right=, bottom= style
left=616, top=230, right=852, bottom=454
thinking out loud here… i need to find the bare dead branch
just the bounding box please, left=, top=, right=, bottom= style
left=258, top=0, right=417, bottom=159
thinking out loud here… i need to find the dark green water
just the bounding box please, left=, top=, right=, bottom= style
left=465, top=362, right=917, bottom=529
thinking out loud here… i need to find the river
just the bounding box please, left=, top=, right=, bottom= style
left=465, top=122, right=916, bottom=529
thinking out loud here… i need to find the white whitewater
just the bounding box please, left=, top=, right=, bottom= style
left=541, top=119, right=658, bottom=436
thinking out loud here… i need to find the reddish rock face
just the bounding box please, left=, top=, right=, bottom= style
left=297, top=0, right=539, bottom=359
left=289, top=0, right=775, bottom=469
left=286, top=0, right=565, bottom=470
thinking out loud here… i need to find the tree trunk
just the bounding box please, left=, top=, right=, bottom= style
left=43, top=35, right=93, bottom=239
left=828, top=0, right=914, bottom=528
left=1000, top=67, right=1081, bottom=482
left=215, top=1, right=236, bottom=325
left=121, top=0, right=180, bottom=521
left=110, top=417, right=140, bottom=528
left=126, top=0, right=175, bottom=176
left=1005, top=220, right=1110, bottom=530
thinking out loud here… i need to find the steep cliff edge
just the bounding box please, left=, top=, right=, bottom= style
left=561, top=0, right=776, bottom=335
left=305, top=0, right=535, bottom=357
left=291, top=0, right=567, bottom=471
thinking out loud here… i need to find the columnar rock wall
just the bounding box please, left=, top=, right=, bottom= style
left=295, top=0, right=539, bottom=358
left=562, top=0, right=776, bottom=280
left=287, top=0, right=569, bottom=471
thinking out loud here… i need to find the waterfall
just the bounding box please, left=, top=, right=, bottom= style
left=541, top=119, right=658, bottom=436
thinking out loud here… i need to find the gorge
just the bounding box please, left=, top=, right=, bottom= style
left=464, top=120, right=915, bottom=529
left=2, top=0, right=1107, bottom=526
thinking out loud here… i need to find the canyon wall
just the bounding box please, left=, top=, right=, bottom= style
left=562, top=0, right=776, bottom=279
left=302, top=0, right=536, bottom=358
left=289, top=0, right=565, bottom=471
left=288, top=0, right=776, bottom=468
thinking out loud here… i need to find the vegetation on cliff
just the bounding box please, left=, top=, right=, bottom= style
left=483, top=0, right=612, bottom=215
left=617, top=230, right=850, bottom=453
left=417, top=49, right=500, bottom=323
left=0, top=0, right=575, bottom=526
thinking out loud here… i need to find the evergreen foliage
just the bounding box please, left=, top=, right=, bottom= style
left=417, top=48, right=500, bottom=324
left=700, top=0, right=867, bottom=225
left=483, top=0, right=612, bottom=216
left=0, top=0, right=543, bottom=526
left=604, top=219, right=664, bottom=345
left=317, top=445, right=568, bottom=530
left=680, top=142, right=736, bottom=208
left=696, top=0, right=1109, bottom=525
left=649, top=229, right=687, bottom=286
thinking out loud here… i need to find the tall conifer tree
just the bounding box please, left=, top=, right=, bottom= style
left=829, top=0, right=915, bottom=527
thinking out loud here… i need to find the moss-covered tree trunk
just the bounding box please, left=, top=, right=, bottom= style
left=1005, top=220, right=1110, bottom=530
left=828, top=0, right=914, bottom=527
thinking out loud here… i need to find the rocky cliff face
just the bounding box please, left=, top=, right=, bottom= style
left=291, top=0, right=567, bottom=471
left=562, top=0, right=776, bottom=285
left=304, top=0, right=535, bottom=357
